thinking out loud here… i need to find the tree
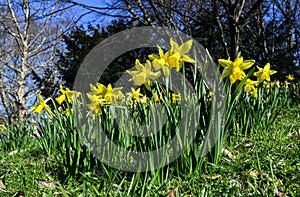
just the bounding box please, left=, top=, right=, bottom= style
left=54, top=19, right=155, bottom=93
left=0, top=0, right=76, bottom=122
left=268, top=0, right=300, bottom=75
left=63, top=0, right=299, bottom=79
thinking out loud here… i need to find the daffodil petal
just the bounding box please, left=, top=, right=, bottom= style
left=264, top=63, right=270, bottom=70
left=179, top=39, right=193, bottom=54
left=240, top=60, right=255, bottom=70
left=181, top=55, right=196, bottom=63
left=135, top=59, right=144, bottom=71
left=221, top=69, right=232, bottom=79
left=218, top=59, right=232, bottom=69
left=162, top=65, right=170, bottom=77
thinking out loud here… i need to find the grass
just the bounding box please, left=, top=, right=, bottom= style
left=0, top=104, right=299, bottom=196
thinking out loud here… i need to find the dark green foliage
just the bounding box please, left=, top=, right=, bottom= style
left=56, top=19, right=154, bottom=90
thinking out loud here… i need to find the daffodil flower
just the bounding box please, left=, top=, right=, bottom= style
left=30, top=94, right=51, bottom=114
left=89, top=83, right=124, bottom=104
left=149, top=45, right=172, bottom=76
left=86, top=83, right=123, bottom=115
left=152, top=92, right=160, bottom=102
left=285, top=81, right=291, bottom=87
left=271, top=80, right=280, bottom=88
left=139, top=95, right=148, bottom=104
left=253, top=63, right=277, bottom=82
left=0, top=124, right=7, bottom=132
left=55, top=85, right=80, bottom=105
left=252, top=88, right=258, bottom=98
left=58, top=107, right=73, bottom=117
left=126, top=59, right=161, bottom=90
left=286, top=74, right=294, bottom=81
left=169, top=38, right=196, bottom=71
left=219, top=57, right=255, bottom=84
left=104, top=84, right=124, bottom=103
left=127, top=88, right=144, bottom=100
left=86, top=93, right=106, bottom=114
left=90, top=83, right=107, bottom=98
left=171, top=93, right=181, bottom=104
left=244, top=79, right=259, bottom=93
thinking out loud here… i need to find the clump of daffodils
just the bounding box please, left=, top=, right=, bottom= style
left=30, top=87, right=80, bottom=115
left=30, top=37, right=196, bottom=116
left=148, top=38, right=196, bottom=76
left=244, top=79, right=259, bottom=97
left=56, top=85, right=80, bottom=105
left=30, top=37, right=291, bottom=117
left=218, top=56, right=279, bottom=97
left=87, top=83, right=124, bottom=114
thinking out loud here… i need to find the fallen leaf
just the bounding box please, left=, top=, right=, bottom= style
left=249, top=170, right=259, bottom=178
left=201, top=174, right=221, bottom=179
left=26, top=163, right=35, bottom=167
left=166, top=186, right=178, bottom=197
left=222, top=148, right=236, bottom=160
left=244, top=142, right=254, bottom=147
left=277, top=187, right=289, bottom=197
left=229, top=179, right=242, bottom=188
left=113, top=183, right=123, bottom=191
left=0, top=180, right=6, bottom=190
left=8, top=150, right=18, bottom=156
left=261, top=172, right=269, bottom=177
left=38, top=180, right=55, bottom=189
left=41, top=157, right=51, bottom=167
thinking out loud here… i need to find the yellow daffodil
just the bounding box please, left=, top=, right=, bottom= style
left=148, top=38, right=196, bottom=75
left=103, top=84, right=124, bottom=103
left=139, top=95, right=148, bottom=104
left=270, top=81, right=280, bottom=88
left=276, top=81, right=281, bottom=88
left=263, top=81, right=271, bottom=89
left=149, top=45, right=172, bottom=76
left=152, top=92, right=160, bottom=102
left=30, top=94, right=51, bottom=114
left=171, top=93, right=181, bottom=104
left=86, top=83, right=124, bottom=114
left=169, top=38, right=196, bottom=71
left=30, top=119, right=36, bottom=124
left=253, top=63, right=277, bottom=82
left=86, top=93, right=106, bottom=114
left=55, top=85, right=80, bottom=105
left=285, top=81, right=291, bottom=87
left=126, top=59, right=161, bottom=90
left=244, top=79, right=259, bottom=97
left=90, top=83, right=107, bottom=98
left=127, top=88, right=144, bottom=100
left=275, top=81, right=280, bottom=88
left=58, top=107, right=73, bottom=117
left=252, top=88, right=258, bottom=98
left=286, top=74, right=294, bottom=81
left=244, top=79, right=259, bottom=93
left=219, top=57, right=255, bottom=84
left=0, top=124, right=7, bottom=132
left=89, top=83, right=124, bottom=104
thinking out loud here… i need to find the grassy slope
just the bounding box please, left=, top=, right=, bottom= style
left=0, top=105, right=299, bottom=196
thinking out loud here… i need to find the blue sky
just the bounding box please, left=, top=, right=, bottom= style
left=75, top=0, right=111, bottom=7
left=73, top=0, right=116, bottom=26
